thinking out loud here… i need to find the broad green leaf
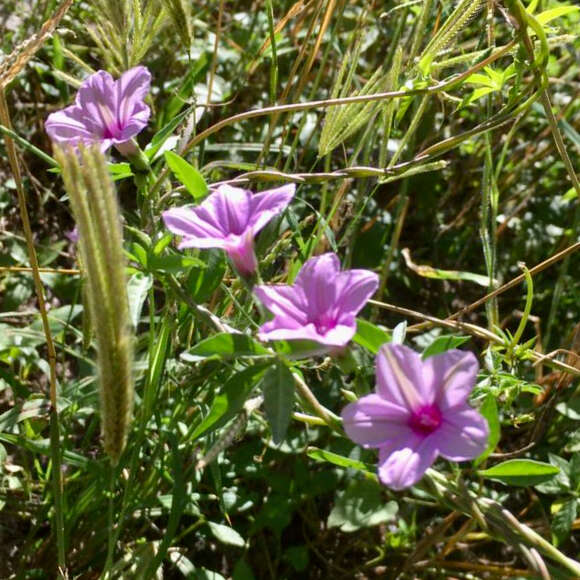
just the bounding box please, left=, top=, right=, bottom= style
left=353, top=319, right=391, bottom=354
left=307, top=447, right=373, bottom=473
left=164, top=151, right=209, bottom=200
left=478, top=459, right=559, bottom=486
left=474, top=394, right=500, bottom=467
left=466, top=73, right=497, bottom=88
left=127, top=273, right=152, bottom=329
left=148, top=252, right=205, bottom=274
left=181, top=333, right=271, bottom=362
left=273, top=339, right=328, bottom=359
left=551, top=497, right=577, bottom=546
left=189, top=365, right=268, bottom=441
left=466, top=86, right=496, bottom=106
left=108, top=162, right=133, bottom=181
left=327, top=479, right=398, bottom=532
left=208, top=522, right=245, bottom=547
left=536, top=6, right=579, bottom=25
left=556, top=399, right=580, bottom=421
left=187, top=250, right=226, bottom=303
left=422, top=335, right=470, bottom=358
left=262, top=364, right=295, bottom=444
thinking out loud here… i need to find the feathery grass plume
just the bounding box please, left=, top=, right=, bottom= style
left=89, top=0, right=166, bottom=74
left=159, top=0, right=193, bottom=48
left=379, top=46, right=402, bottom=167
left=417, top=0, right=486, bottom=75
left=55, top=145, right=134, bottom=463
left=0, top=0, right=74, bottom=89
left=318, top=43, right=390, bottom=157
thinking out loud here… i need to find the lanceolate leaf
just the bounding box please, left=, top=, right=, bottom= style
left=478, top=460, right=559, bottom=486
left=262, top=363, right=295, bottom=444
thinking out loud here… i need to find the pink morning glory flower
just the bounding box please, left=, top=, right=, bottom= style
left=254, top=253, right=379, bottom=347
left=45, top=66, right=151, bottom=154
left=162, top=183, right=296, bottom=276
left=342, top=344, right=489, bottom=490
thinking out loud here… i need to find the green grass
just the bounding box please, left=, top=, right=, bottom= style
left=1, top=0, right=580, bottom=578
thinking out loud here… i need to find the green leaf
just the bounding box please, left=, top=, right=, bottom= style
left=552, top=497, right=577, bottom=546
left=164, top=151, right=209, bottom=200
left=535, top=454, right=571, bottom=494
left=536, top=6, right=579, bottom=25
left=402, top=248, right=497, bottom=286
left=181, top=333, right=272, bottom=362
left=307, top=447, right=373, bottom=473
left=283, top=546, right=309, bottom=572
left=556, top=398, right=580, bottom=421
left=108, top=162, right=133, bottom=181
left=148, top=252, right=205, bottom=274
left=478, top=459, right=559, bottom=486
left=127, top=273, right=152, bottom=329
left=145, top=105, right=195, bottom=160
left=208, top=522, right=245, bottom=547
left=232, top=560, right=256, bottom=580
left=422, top=335, right=470, bottom=358
left=353, top=319, right=391, bottom=354
left=0, top=398, right=51, bottom=431
left=262, top=364, right=295, bottom=444
left=474, top=394, right=500, bottom=467
left=273, top=339, right=329, bottom=359
left=392, top=321, right=407, bottom=344
left=327, top=479, right=398, bottom=532
left=187, top=250, right=226, bottom=303
left=190, top=365, right=268, bottom=441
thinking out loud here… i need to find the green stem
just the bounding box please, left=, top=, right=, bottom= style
left=292, top=371, right=342, bottom=431
left=265, top=0, right=278, bottom=104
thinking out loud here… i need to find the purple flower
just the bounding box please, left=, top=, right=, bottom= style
left=45, top=66, right=151, bottom=154
left=342, top=344, right=489, bottom=490
left=162, top=183, right=296, bottom=276
left=254, top=253, right=379, bottom=347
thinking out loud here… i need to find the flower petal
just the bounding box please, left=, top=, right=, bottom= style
left=377, top=432, right=438, bottom=490
left=115, top=66, right=151, bottom=127
left=210, top=185, right=252, bottom=235
left=425, top=349, right=479, bottom=411
left=342, top=393, right=410, bottom=447
left=75, top=70, right=118, bottom=137
left=225, top=229, right=257, bottom=275
left=376, top=344, right=430, bottom=411
left=248, top=183, right=296, bottom=233
left=436, top=405, right=489, bottom=461
left=294, top=253, right=340, bottom=319
left=254, top=285, right=306, bottom=324
left=318, top=322, right=357, bottom=347
left=335, top=268, right=379, bottom=315
left=257, top=321, right=321, bottom=343
left=162, top=207, right=226, bottom=245
left=45, top=106, right=102, bottom=145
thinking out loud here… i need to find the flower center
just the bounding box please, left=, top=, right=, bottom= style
left=408, top=404, right=442, bottom=435
left=313, top=313, right=336, bottom=335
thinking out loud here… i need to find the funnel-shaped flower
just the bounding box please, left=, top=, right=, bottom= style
left=342, top=344, right=488, bottom=490
left=45, top=66, right=151, bottom=154
left=254, top=253, right=379, bottom=347
left=163, top=183, right=295, bottom=276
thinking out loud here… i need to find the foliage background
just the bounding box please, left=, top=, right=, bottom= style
left=1, top=0, right=580, bottom=578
